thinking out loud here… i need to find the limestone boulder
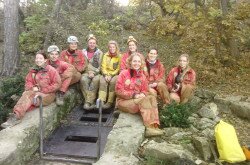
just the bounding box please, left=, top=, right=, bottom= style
left=170, top=132, right=193, bottom=141
left=94, top=112, right=144, bottom=165
left=230, top=101, right=250, bottom=120
left=163, top=127, right=183, bottom=137
left=198, top=103, right=219, bottom=119
left=192, top=136, right=212, bottom=161
left=190, top=96, right=203, bottom=109
left=196, top=118, right=217, bottom=130
left=214, top=95, right=231, bottom=113
left=142, top=140, right=197, bottom=164
left=195, top=89, right=216, bottom=101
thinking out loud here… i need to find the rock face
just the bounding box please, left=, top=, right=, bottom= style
left=94, top=112, right=145, bottom=165
left=215, top=95, right=250, bottom=120
left=195, top=89, right=216, bottom=101
left=142, top=140, right=197, bottom=164
left=0, top=86, right=82, bottom=165
left=198, top=103, right=219, bottom=119
left=192, top=136, right=212, bottom=161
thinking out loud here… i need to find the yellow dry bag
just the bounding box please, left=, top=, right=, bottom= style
left=215, top=120, right=246, bottom=163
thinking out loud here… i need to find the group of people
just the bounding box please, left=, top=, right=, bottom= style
left=1, top=35, right=196, bottom=137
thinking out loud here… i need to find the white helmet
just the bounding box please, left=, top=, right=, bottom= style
left=47, top=45, right=60, bottom=53
left=67, top=36, right=79, bottom=43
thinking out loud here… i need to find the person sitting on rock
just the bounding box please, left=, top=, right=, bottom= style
left=98, top=40, right=121, bottom=109
left=47, top=45, right=79, bottom=105
left=80, top=34, right=103, bottom=110
left=59, top=35, right=85, bottom=82
left=145, top=48, right=170, bottom=105
left=115, top=53, right=164, bottom=137
left=166, top=53, right=196, bottom=104
left=120, top=36, right=145, bottom=72
left=1, top=50, right=61, bottom=128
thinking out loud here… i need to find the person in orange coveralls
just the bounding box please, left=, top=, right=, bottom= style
left=115, top=53, right=164, bottom=137
left=145, top=48, right=170, bottom=105
left=1, top=50, right=61, bottom=128
left=120, top=36, right=145, bottom=71
left=166, top=54, right=196, bottom=103
left=47, top=45, right=78, bottom=105
left=60, top=36, right=85, bottom=82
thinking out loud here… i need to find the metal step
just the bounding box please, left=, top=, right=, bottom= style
left=43, top=125, right=112, bottom=158
left=67, top=105, right=114, bottom=126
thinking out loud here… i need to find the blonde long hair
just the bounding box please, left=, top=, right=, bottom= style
left=108, top=40, right=120, bottom=55
left=126, top=53, right=145, bottom=70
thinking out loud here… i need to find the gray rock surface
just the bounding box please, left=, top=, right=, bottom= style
left=192, top=136, right=212, bottom=161
left=198, top=102, right=219, bottom=119
left=230, top=101, right=250, bottom=120
left=163, top=127, right=182, bottom=137
left=94, top=112, right=144, bottom=165
left=215, top=95, right=250, bottom=120
left=142, top=140, right=196, bottom=164
left=195, top=89, right=216, bottom=100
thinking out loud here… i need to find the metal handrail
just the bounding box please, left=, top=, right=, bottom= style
left=96, top=98, right=103, bottom=160
left=33, top=95, right=44, bottom=159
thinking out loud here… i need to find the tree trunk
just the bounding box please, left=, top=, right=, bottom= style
left=1, top=0, right=20, bottom=76
left=154, top=0, right=167, bottom=17
left=220, top=0, right=240, bottom=57
left=43, top=0, right=62, bottom=49
left=194, top=0, right=198, bottom=14
left=220, top=0, right=229, bottom=15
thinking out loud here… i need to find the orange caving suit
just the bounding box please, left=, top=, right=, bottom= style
left=14, top=65, right=61, bottom=119
left=48, top=60, right=78, bottom=92
left=166, top=66, right=196, bottom=103
left=145, top=59, right=170, bottom=104
left=99, top=52, right=121, bottom=104
left=60, top=49, right=85, bottom=83
left=115, top=69, right=160, bottom=127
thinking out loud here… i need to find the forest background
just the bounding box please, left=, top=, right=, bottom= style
left=0, top=0, right=249, bottom=124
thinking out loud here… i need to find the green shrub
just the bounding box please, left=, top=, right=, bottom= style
left=0, top=75, right=25, bottom=124
left=159, top=102, right=195, bottom=128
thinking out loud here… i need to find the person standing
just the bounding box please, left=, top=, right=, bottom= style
left=80, top=34, right=103, bottom=110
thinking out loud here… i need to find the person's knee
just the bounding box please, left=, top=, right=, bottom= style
left=148, top=88, right=157, bottom=96
left=80, top=75, right=88, bottom=84
left=93, top=75, right=100, bottom=83
left=170, top=93, right=180, bottom=103
left=99, top=76, right=106, bottom=84
left=157, top=82, right=165, bottom=88
left=110, top=76, right=118, bottom=83
left=182, top=84, right=194, bottom=91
